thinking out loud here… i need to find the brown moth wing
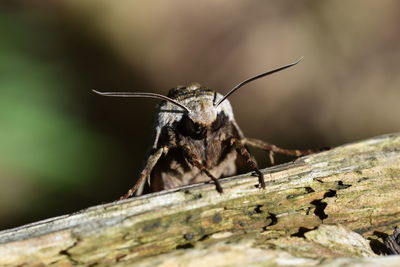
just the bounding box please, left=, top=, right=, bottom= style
left=149, top=148, right=239, bottom=192
left=144, top=121, right=248, bottom=193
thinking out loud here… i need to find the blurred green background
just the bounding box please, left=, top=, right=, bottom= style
left=1, top=0, right=400, bottom=230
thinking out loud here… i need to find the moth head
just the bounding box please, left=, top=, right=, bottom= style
left=166, top=83, right=232, bottom=139
left=167, top=83, right=223, bottom=125
left=92, top=57, right=303, bottom=138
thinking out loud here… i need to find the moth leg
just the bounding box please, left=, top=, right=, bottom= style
left=182, top=146, right=223, bottom=193
left=243, top=137, right=326, bottom=165
left=119, top=147, right=166, bottom=200
left=231, top=138, right=266, bottom=189
left=268, top=151, right=275, bottom=165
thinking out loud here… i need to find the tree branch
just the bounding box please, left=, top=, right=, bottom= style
left=1, top=134, right=400, bottom=266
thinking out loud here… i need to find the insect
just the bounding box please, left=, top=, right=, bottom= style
left=94, top=57, right=321, bottom=199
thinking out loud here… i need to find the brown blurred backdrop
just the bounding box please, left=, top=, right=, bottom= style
left=1, top=0, right=399, bottom=230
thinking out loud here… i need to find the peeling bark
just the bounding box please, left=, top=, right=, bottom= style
left=0, top=134, right=400, bottom=266
left=385, top=227, right=400, bottom=255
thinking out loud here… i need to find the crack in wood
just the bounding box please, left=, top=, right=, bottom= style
left=291, top=226, right=317, bottom=238
left=311, top=190, right=337, bottom=221
left=59, top=238, right=80, bottom=265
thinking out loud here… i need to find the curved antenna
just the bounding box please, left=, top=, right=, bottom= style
left=215, top=57, right=303, bottom=107
left=92, top=90, right=191, bottom=113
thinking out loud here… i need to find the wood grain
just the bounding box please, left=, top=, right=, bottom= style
left=1, top=134, right=400, bottom=266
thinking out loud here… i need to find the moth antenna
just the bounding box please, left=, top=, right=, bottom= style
left=92, top=90, right=191, bottom=113
left=215, top=57, right=303, bottom=107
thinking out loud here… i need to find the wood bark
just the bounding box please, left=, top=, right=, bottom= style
left=1, top=134, right=400, bottom=266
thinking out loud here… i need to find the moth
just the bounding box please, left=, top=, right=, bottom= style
left=94, top=58, right=320, bottom=199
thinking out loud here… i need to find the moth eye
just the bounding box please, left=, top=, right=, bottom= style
left=184, top=117, right=198, bottom=134
left=212, top=112, right=228, bottom=131
left=178, top=115, right=206, bottom=139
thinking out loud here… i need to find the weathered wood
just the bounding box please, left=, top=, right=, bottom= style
left=1, top=133, right=400, bottom=266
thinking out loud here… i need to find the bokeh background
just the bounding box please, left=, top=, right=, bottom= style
left=1, top=0, right=400, bottom=230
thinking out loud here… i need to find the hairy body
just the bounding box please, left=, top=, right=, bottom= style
left=143, top=84, right=251, bottom=194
